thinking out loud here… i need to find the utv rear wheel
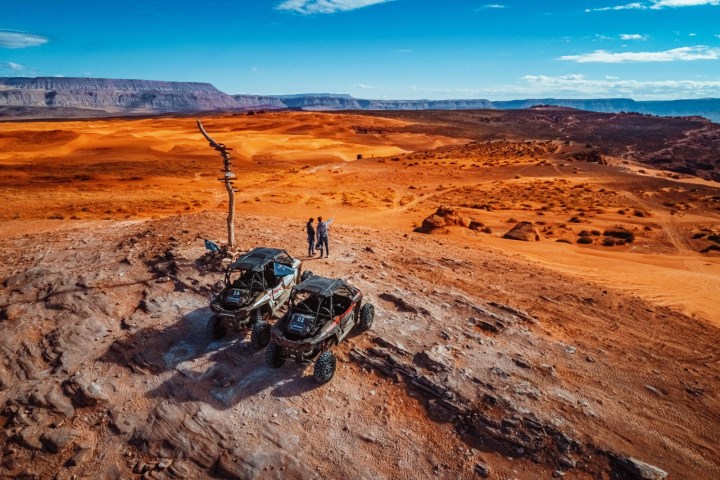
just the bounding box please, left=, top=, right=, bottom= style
left=358, top=303, right=375, bottom=331
left=251, top=319, right=271, bottom=350
left=313, top=351, right=336, bottom=384
left=265, top=342, right=286, bottom=368
left=301, top=270, right=313, bottom=282
left=206, top=315, right=227, bottom=340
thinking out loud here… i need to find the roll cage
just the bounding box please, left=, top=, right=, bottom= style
left=223, top=247, right=296, bottom=294
left=289, top=279, right=358, bottom=323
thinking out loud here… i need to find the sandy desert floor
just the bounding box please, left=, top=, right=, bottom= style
left=0, top=111, right=719, bottom=479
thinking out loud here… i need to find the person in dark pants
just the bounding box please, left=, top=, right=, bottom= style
left=316, top=216, right=334, bottom=258
left=306, top=218, right=315, bottom=257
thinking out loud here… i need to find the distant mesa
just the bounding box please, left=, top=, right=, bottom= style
left=1, top=76, right=719, bottom=123
left=0, top=77, right=240, bottom=116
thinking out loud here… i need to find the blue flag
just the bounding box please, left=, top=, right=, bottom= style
left=204, top=239, right=220, bottom=252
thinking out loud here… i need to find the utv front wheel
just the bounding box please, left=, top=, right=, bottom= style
left=251, top=319, right=271, bottom=350
left=206, top=315, right=227, bottom=340
left=265, top=342, right=286, bottom=368
left=313, top=351, right=336, bottom=384
left=358, top=303, right=375, bottom=331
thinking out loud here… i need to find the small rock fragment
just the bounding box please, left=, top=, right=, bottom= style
left=66, top=447, right=94, bottom=466
left=616, top=457, right=668, bottom=480
left=169, top=461, right=190, bottom=478
left=558, top=455, right=577, bottom=469
left=513, top=357, right=532, bottom=369
left=63, top=374, right=108, bottom=407
left=41, top=428, right=79, bottom=453
left=474, top=462, right=491, bottom=477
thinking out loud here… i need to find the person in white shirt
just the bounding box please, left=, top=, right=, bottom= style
left=316, top=216, right=334, bottom=258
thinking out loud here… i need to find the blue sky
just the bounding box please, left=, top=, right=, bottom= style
left=1, top=0, right=719, bottom=100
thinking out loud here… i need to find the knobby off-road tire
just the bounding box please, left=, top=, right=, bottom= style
left=301, top=270, right=313, bottom=282
left=206, top=315, right=227, bottom=340
left=265, top=342, right=286, bottom=368
left=358, top=303, right=375, bottom=331
left=313, top=351, right=336, bottom=384
left=251, top=314, right=271, bottom=350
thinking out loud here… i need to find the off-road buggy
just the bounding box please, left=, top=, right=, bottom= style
left=265, top=275, right=375, bottom=383
left=208, top=247, right=309, bottom=348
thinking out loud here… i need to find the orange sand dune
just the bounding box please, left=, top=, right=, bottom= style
left=1, top=111, right=719, bottom=325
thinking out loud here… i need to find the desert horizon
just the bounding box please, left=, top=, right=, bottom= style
left=2, top=75, right=720, bottom=123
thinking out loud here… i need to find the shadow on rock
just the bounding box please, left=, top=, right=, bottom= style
left=99, top=306, right=225, bottom=374
left=144, top=347, right=320, bottom=410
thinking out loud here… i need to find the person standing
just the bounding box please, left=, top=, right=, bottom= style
left=316, top=216, right=334, bottom=258
left=306, top=218, right=315, bottom=257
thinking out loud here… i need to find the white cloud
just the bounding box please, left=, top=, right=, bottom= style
left=357, top=83, right=382, bottom=89
left=478, top=4, right=507, bottom=9
left=519, top=73, right=720, bottom=99
left=620, top=33, right=647, bottom=40
left=0, top=30, right=48, bottom=48
left=276, top=0, right=394, bottom=14
left=650, top=0, right=719, bottom=8
left=585, top=3, right=646, bottom=12
left=2, top=61, right=24, bottom=71
left=559, top=46, right=720, bottom=62
left=586, top=0, right=719, bottom=11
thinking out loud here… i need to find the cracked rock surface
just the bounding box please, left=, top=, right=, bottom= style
left=0, top=212, right=717, bottom=479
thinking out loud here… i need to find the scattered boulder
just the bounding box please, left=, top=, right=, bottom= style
left=17, top=426, right=44, bottom=450
left=569, top=149, right=605, bottom=164
left=576, top=237, right=593, bottom=245
left=503, top=222, right=541, bottom=242
left=62, top=374, right=108, bottom=407
left=419, top=213, right=447, bottom=232
left=469, top=221, right=491, bottom=233
left=615, top=457, right=668, bottom=480
left=604, top=226, right=635, bottom=243
left=108, top=409, right=140, bottom=435
left=415, top=206, right=487, bottom=234
left=40, top=428, right=80, bottom=453
left=45, top=384, right=75, bottom=418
